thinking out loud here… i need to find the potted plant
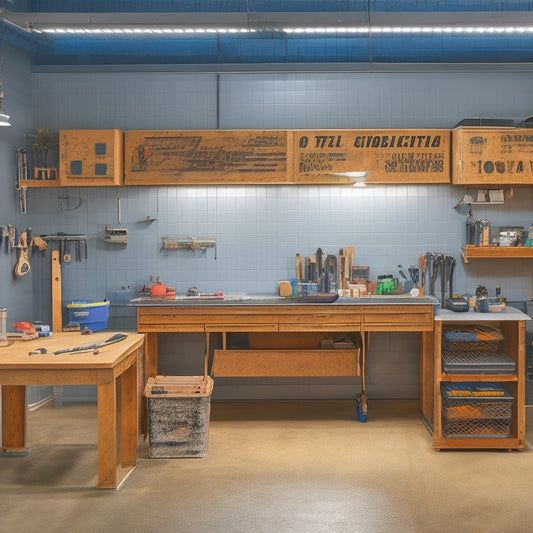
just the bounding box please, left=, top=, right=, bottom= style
left=31, top=128, right=58, bottom=179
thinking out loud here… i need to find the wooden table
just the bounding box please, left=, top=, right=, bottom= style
left=0, top=331, right=145, bottom=489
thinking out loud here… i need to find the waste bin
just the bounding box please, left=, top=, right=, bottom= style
left=144, top=375, right=214, bottom=458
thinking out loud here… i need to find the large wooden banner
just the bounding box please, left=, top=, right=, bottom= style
left=124, top=130, right=289, bottom=185
left=452, top=127, right=533, bottom=185
left=292, top=129, right=450, bottom=183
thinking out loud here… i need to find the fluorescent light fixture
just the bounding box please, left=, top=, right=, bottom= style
left=332, top=171, right=368, bottom=186
left=0, top=112, right=11, bottom=126
left=32, top=25, right=533, bottom=35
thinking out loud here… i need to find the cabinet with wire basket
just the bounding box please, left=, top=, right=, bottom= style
left=432, top=309, right=529, bottom=450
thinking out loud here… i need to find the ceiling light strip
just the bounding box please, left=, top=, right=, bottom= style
left=36, top=26, right=533, bottom=35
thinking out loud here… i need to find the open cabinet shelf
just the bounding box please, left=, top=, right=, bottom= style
left=461, top=245, right=533, bottom=263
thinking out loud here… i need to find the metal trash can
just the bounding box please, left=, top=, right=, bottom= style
left=144, top=375, right=214, bottom=458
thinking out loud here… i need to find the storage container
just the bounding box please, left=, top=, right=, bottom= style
left=441, top=382, right=513, bottom=438
left=144, top=375, right=214, bottom=458
left=66, top=300, right=109, bottom=331
left=442, top=325, right=503, bottom=352
left=442, top=351, right=515, bottom=375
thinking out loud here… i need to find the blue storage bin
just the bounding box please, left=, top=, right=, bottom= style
left=67, top=300, right=110, bottom=331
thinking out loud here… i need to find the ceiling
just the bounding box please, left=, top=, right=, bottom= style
left=2, top=1, right=533, bottom=70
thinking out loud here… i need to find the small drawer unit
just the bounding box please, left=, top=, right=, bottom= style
left=441, top=382, right=513, bottom=439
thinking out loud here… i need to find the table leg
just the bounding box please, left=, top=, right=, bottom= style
left=97, top=379, right=117, bottom=488
left=119, top=358, right=138, bottom=469
left=1, top=385, right=28, bottom=455
left=145, top=332, right=158, bottom=379
left=141, top=333, right=157, bottom=435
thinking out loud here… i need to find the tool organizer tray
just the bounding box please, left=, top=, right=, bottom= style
left=442, top=325, right=503, bottom=352
left=442, top=351, right=516, bottom=374
left=441, top=382, right=513, bottom=438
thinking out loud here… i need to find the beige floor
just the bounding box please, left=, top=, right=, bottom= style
left=2, top=400, right=533, bottom=533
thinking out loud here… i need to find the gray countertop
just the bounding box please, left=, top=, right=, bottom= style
left=130, top=293, right=440, bottom=307
left=435, top=306, right=531, bottom=321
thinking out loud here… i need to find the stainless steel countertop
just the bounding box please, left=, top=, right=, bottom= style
left=129, top=294, right=440, bottom=307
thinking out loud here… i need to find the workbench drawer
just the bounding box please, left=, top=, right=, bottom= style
left=206, top=324, right=278, bottom=333
left=279, top=323, right=359, bottom=332
left=213, top=349, right=360, bottom=377
left=362, top=309, right=433, bottom=331
left=278, top=310, right=360, bottom=332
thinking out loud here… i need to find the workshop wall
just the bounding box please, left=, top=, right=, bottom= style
left=21, top=68, right=533, bottom=401
left=0, top=45, right=33, bottom=322
left=0, top=45, right=53, bottom=407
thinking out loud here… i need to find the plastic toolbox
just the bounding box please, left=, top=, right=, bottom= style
left=441, top=382, right=513, bottom=438
left=442, top=351, right=515, bottom=374
left=66, top=300, right=109, bottom=331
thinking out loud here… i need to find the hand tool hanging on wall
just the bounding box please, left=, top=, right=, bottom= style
left=8, top=224, right=14, bottom=253
left=15, top=147, right=28, bottom=214
left=42, top=234, right=88, bottom=264
left=13, top=230, right=30, bottom=278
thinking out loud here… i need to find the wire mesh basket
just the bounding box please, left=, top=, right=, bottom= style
left=441, top=382, right=513, bottom=438
left=442, top=326, right=503, bottom=352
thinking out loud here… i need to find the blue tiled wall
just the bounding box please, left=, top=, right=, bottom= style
left=23, top=68, right=533, bottom=401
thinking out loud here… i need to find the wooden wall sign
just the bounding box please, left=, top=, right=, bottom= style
left=59, top=129, right=123, bottom=186
left=292, top=129, right=450, bottom=184
left=124, top=130, right=289, bottom=185
left=452, top=127, right=533, bottom=185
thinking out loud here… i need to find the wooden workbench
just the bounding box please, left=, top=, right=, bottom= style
left=0, top=331, right=145, bottom=489
left=132, top=296, right=437, bottom=420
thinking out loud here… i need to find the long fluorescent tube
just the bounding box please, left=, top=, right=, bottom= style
left=34, top=25, right=533, bottom=35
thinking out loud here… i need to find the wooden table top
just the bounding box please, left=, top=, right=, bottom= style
left=0, top=331, right=144, bottom=370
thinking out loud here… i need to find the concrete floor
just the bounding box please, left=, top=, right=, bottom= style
left=2, top=400, right=533, bottom=533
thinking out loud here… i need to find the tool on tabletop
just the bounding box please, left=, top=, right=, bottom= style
left=296, top=253, right=302, bottom=287
left=419, top=254, right=426, bottom=296
left=13, top=321, right=38, bottom=340
left=397, top=265, right=408, bottom=281
left=29, top=348, right=48, bottom=355
left=316, top=248, right=324, bottom=292
left=53, top=333, right=128, bottom=355
left=324, top=254, right=337, bottom=293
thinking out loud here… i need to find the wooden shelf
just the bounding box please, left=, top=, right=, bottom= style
left=19, top=179, right=59, bottom=188
left=440, top=373, right=518, bottom=382
left=461, top=244, right=533, bottom=263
